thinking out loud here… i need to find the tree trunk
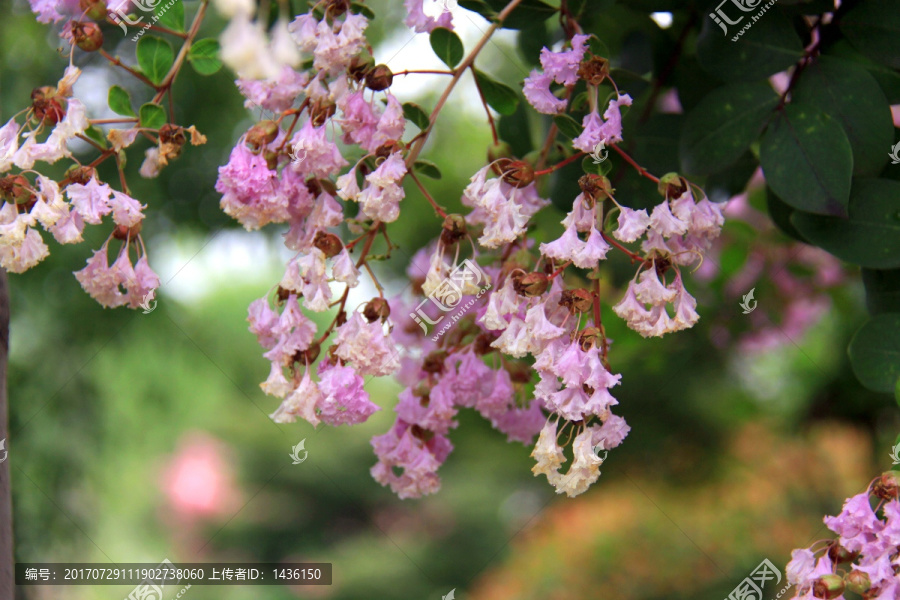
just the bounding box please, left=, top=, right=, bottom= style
left=0, top=269, right=12, bottom=599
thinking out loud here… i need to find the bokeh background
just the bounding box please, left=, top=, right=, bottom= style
left=3, top=0, right=899, bottom=598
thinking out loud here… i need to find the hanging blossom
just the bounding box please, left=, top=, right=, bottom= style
left=403, top=0, right=454, bottom=34
left=783, top=472, right=900, bottom=600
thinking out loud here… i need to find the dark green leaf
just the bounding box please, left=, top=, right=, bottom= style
left=108, top=85, right=136, bottom=117
left=790, top=178, right=900, bottom=269
left=680, top=82, right=778, bottom=176
left=413, top=160, right=442, bottom=180
left=840, top=0, right=900, bottom=69
left=792, top=57, right=893, bottom=176
left=473, top=69, right=519, bottom=116
left=582, top=155, right=612, bottom=176
left=136, top=36, right=174, bottom=86
left=759, top=103, right=852, bottom=216
left=187, top=39, right=222, bottom=76
left=697, top=8, right=803, bottom=82
left=765, top=187, right=808, bottom=242
left=429, top=28, right=464, bottom=69
left=474, top=0, right=557, bottom=30
left=705, top=151, right=759, bottom=203
left=848, top=313, right=900, bottom=393
left=828, top=41, right=900, bottom=104
left=154, top=0, right=184, bottom=32
left=350, top=2, right=375, bottom=19
left=862, top=269, right=900, bottom=315
left=626, top=113, right=683, bottom=176
left=553, top=114, right=583, bottom=139
left=402, top=102, right=430, bottom=130
left=497, top=100, right=533, bottom=158
left=517, top=21, right=550, bottom=66
left=139, top=102, right=167, bottom=130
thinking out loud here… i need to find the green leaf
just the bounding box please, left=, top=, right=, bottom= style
left=848, top=313, right=900, bottom=393
left=862, top=268, right=900, bottom=315
left=402, top=102, right=430, bottom=130
left=472, top=69, right=519, bottom=116
left=154, top=0, right=184, bottom=32
left=413, top=160, right=442, bottom=180
left=108, top=85, right=136, bottom=117
left=792, top=57, right=893, bottom=176
left=139, top=102, right=167, bottom=130
left=497, top=100, right=533, bottom=158
left=828, top=41, right=900, bottom=104
left=582, top=155, right=612, bottom=177
left=187, top=39, right=222, bottom=76
left=759, top=103, right=852, bottom=216
left=553, top=114, right=583, bottom=139
left=790, top=178, right=900, bottom=269
left=350, top=2, right=375, bottom=19
left=697, top=8, right=803, bottom=82
left=680, top=82, right=778, bottom=176
left=136, top=36, right=174, bottom=86
left=83, top=126, right=107, bottom=149
left=429, top=28, right=464, bottom=69
left=840, top=0, right=900, bottom=69
left=765, top=187, right=807, bottom=242
left=706, top=152, right=759, bottom=203
left=472, top=0, right=557, bottom=30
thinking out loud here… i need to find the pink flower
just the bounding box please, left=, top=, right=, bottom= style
left=357, top=152, right=406, bottom=223
left=614, top=207, right=650, bottom=242
left=316, top=362, right=380, bottom=426
left=65, top=177, right=112, bottom=225
left=216, top=142, right=284, bottom=230
left=404, top=0, right=453, bottom=33
left=237, top=66, right=308, bottom=113
left=591, top=413, right=630, bottom=449
left=333, top=311, right=401, bottom=376
left=109, top=191, right=145, bottom=227
left=0, top=118, right=19, bottom=172
left=270, top=370, right=322, bottom=426
left=649, top=200, right=689, bottom=237
left=287, top=119, right=348, bottom=178
left=539, top=34, right=589, bottom=86
left=572, top=94, right=632, bottom=153
left=523, top=70, right=567, bottom=115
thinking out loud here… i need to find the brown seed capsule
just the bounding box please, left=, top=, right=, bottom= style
left=844, top=570, right=871, bottom=595
left=32, top=87, right=66, bottom=125
left=0, top=175, right=34, bottom=205
left=310, top=99, right=337, bottom=127
left=79, top=0, right=107, bottom=20
left=812, top=574, right=844, bottom=599
left=348, top=53, right=376, bottom=83
left=72, top=21, right=103, bottom=52
left=505, top=361, right=532, bottom=384
left=657, top=172, right=689, bottom=199
left=513, top=272, right=550, bottom=297
left=422, top=350, right=448, bottom=374
left=326, top=0, right=351, bottom=17
left=498, top=159, right=535, bottom=188
left=873, top=471, right=900, bottom=500
left=363, top=297, right=391, bottom=323
left=577, top=55, right=610, bottom=86
left=65, top=165, right=96, bottom=185
left=559, top=289, right=593, bottom=313
left=577, top=327, right=602, bottom=351
left=375, top=140, right=404, bottom=159
left=112, top=222, right=142, bottom=240
left=440, top=214, right=467, bottom=246
left=827, top=542, right=858, bottom=565
left=276, top=286, right=291, bottom=303
left=245, top=120, right=279, bottom=151
left=365, top=64, right=394, bottom=91
left=579, top=173, right=613, bottom=204
left=474, top=331, right=499, bottom=355
left=313, top=231, right=344, bottom=258
left=293, top=341, right=321, bottom=365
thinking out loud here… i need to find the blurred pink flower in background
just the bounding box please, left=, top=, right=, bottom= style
left=160, top=432, right=241, bottom=520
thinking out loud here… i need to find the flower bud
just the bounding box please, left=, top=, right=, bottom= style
left=577, top=55, right=609, bottom=86
left=79, top=0, right=107, bottom=20
left=348, top=52, right=376, bottom=82
left=844, top=570, right=871, bottom=595
left=310, top=99, right=336, bottom=127
left=313, top=231, right=343, bottom=258
left=365, top=64, right=394, bottom=91
left=440, top=214, right=467, bottom=246
left=363, top=297, right=391, bottom=323
left=498, top=159, right=535, bottom=188
left=873, top=471, right=900, bottom=500
left=577, top=327, right=602, bottom=351
left=559, top=289, right=593, bottom=313
left=65, top=165, right=96, bottom=185
left=579, top=173, right=613, bottom=204
left=812, top=574, right=844, bottom=599
left=657, top=172, right=689, bottom=199
left=513, top=272, right=549, bottom=297
left=827, top=542, right=858, bottom=564
left=245, top=120, right=279, bottom=151
left=72, top=21, right=103, bottom=52
left=0, top=175, right=34, bottom=205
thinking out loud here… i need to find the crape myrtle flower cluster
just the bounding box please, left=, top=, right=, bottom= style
left=226, top=1, right=724, bottom=500
left=784, top=472, right=900, bottom=600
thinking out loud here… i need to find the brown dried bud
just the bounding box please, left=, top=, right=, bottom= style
left=72, top=21, right=103, bottom=52
left=112, top=222, right=142, bottom=240
left=844, top=570, right=870, bottom=595
left=577, top=55, right=609, bottom=86
left=559, top=288, right=593, bottom=313
left=577, top=327, right=602, bottom=351
left=326, top=0, right=351, bottom=17
left=579, top=173, right=613, bottom=204
left=363, top=297, right=391, bottom=322
left=375, top=141, right=404, bottom=159
left=827, top=542, right=858, bottom=565
left=505, top=360, right=532, bottom=384
left=422, top=350, right=448, bottom=374
left=497, top=159, right=535, bottom=188
left=657, top=172, right=689, bottom=199
left=474, top=331, right=499, bottom=355
left=0, top=175, right=34, bottom=205
left=348, top=53, right=376, bottom=82
left=874, top=471, right=900, bottom=500
left=293, top=341, right=321, bottom=365
left=313, top=231, right=344, bottom=258
left=812, top=574, right=844, bottom=599
left=365, top=64, right=394, bottom=91
left=440, top=214, right=467, bottom=246
left=79, top=0, right=107, bottom=20
left=245, top=120, right=279, bottom=151
left=513, top=272, right=549, bottom=297
left=310, top=99, right=336, bottom=127
left=263, top=150, right=278, bottom=171
left=159, top=124, right=186, bottom=147
left=65, top=165, right=96, bottom=185
left=276, top=286, right=291, bottom=304
left=32, top=87, right=66, bottom=125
